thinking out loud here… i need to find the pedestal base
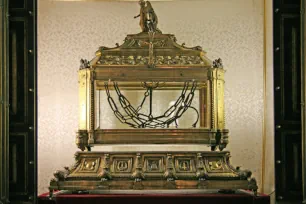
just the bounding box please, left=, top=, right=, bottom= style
left=49, top=151, right=257, bottom=196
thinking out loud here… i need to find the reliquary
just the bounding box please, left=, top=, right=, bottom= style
left=49, top=0, right=258, bottom=196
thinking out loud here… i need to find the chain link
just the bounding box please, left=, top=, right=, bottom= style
left=104, top=81, right=199, bottom=128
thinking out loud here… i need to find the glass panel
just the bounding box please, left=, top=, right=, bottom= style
left=96, top=90, right=200, bottom=129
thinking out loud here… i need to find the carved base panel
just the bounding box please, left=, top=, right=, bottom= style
left=49, top=151, right=257, bottom=195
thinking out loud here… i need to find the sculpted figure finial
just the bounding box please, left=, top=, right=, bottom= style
left=134, top=0, right=161, bottom=33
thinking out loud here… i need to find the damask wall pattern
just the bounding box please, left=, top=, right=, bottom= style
left=38, top=0, right=264, bottom=194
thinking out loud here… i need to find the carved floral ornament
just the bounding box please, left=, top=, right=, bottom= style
left=97, top=55, right=205, bottom=65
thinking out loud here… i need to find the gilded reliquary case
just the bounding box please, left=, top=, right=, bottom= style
left=77, top=31, right=227, bottom=151
left=49, top=0, right=258, bottom=195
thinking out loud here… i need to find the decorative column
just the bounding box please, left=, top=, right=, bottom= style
left=77, top=68, right=93, bottom=150
left=209, top=59, right=225, bottom=130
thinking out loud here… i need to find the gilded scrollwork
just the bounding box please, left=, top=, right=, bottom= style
left=81, top=159, right=99, bottom=171
left=169, top=35, right=177, bottom=42
left=225, top=152, right=252, bottom=180
left=154, top=39, right=166, bottom=47
left=125, top=38, right=166, bottom=49
left=51, top=166, right=70, bottom=182
left=117, top=161, right=129, bottom=171
left=124, top=38, right=140, bottom=48
left=70, top=152, right=81, bottom=172
left=113, top=158, right=133, bottom=173
left=208, top=160, right=223, bottom=171
left=99, top=46, right=111, bottom=51
left=181, top=43, right=202, bottom=51
left=191, top=46, right=203, bottom=51
left=76, top=130, right=88, bottom=151
left=98, top=55, right=205, bottom=66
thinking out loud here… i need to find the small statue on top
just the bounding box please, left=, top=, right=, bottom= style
left=134, top=0, right=161, bottom=33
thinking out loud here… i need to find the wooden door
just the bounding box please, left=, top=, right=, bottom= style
left=273, top=0, right=302, bottom=201
left=8, top=0, right=37, bottom=203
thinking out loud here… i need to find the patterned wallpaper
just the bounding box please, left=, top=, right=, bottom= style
left=38, top=0, right=264, bottom=194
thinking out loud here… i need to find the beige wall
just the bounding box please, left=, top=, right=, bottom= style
left=38, top=0, right=268, bottom=196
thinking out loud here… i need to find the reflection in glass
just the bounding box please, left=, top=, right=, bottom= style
left=95, top=90, right=199, bottom=129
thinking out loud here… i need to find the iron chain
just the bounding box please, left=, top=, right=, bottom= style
left=105, top=81, right=199, bottom=128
